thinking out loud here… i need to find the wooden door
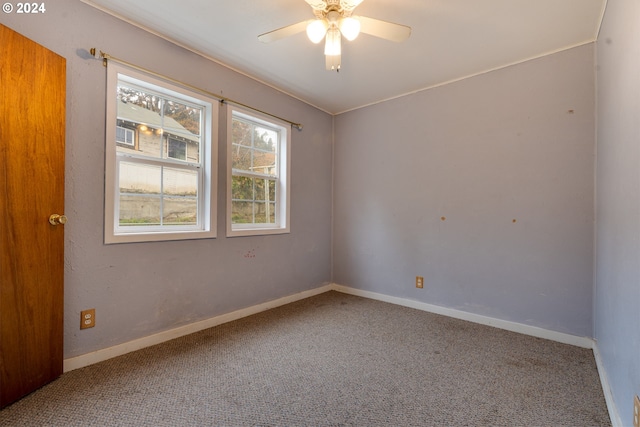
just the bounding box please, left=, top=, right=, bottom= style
left=0, top=24, right=66, bottom=408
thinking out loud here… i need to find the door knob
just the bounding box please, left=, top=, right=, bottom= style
left=49, top=214, right=67, bottom=226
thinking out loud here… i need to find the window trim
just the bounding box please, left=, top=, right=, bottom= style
left=226, top=106, right=291, bottom=237
left=104, top=63, right=218, bottom=244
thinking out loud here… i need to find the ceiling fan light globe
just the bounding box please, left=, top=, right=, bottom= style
left=306, top=19, right=328, bottom=44
left=339, top=17, right=360, bottom=41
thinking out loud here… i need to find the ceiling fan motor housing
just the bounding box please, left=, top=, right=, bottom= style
left=311, top=0, right=360, bottom=19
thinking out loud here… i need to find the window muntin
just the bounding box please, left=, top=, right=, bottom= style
left=105, top=64, right=217, bottom=243
left=227, top=108, right=290, bottom=236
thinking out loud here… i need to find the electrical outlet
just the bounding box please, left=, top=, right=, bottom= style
left=634, top=395, right=640, bottom=427
left=80, top=309, right=95, bottom=329
left=416, top=276, right=424, bottom=289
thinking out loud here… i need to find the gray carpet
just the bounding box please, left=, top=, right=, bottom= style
left=0, top=291, right=611, bottom=426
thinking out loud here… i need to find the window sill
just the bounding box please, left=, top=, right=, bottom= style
left=105, top=228, right=216, bottom=244
left=226, top=226, right=290, bottom=238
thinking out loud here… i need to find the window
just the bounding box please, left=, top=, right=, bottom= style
left=116, top=126, right=134, bottom=146
left=167, top=137, right=187, bottom=161
left=227, top=107, right=290, bottom=236
left=105, top=63, right=218, bottom=243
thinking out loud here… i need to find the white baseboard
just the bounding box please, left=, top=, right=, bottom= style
left=63, top=284, right=333, bottom=372
left=592, top=343, right=622, bottom=427
left=330, top=283, right=595, bottom=349
left=65, top=282, right=594, bottom=372
left=64, top=282, right=616, bottom=426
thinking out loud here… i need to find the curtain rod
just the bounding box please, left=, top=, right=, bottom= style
left=89, top=48, right=303, bottom=131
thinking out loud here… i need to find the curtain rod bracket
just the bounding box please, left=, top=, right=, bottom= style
left=90, top=47, right=108, bottom=66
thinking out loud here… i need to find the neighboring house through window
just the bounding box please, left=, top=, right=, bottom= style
left=104, top=63, right=218, bottom=243
left=227, top=106, right=290, bottom=236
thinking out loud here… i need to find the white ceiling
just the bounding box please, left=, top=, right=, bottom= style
left=81, top=0, right=606, bottom=114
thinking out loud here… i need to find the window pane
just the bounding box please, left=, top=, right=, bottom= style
left=254, top=127, right=278, bottom=152
left=253, top=151, right=277, bottom=176
left=232, top=200, right=253, bottom=224
left=232, top=119, right=252, bottom=147
left=163, top=168, right=198, bottom=225
left=255, top=178, right=266, bottom=201
left=117, top=86, right=164, bottom=125
left=164, top=167, right=197, bottom=196
left=230, top=199, right=276, bottom=226
left=119, top=195, right=161, bottom=226
left=232, top=144, right=253, bottom=172
left=119, top=162, right=161, bottom=226
left=255, top=202, right=267, bottom=223
left=119, top=162, right=161, bottom=195
left=163, top=197, right=197, bottom=225
left=163, top=100, right=201, bottom=163
left=163, top=100, right=201, bottom=137
left=232, top=175, right=254, bottom=200
left=255, top=178, right=277, bottom=202
left=268, top=179, right=276, bottom=202
left=254, top=201, right=275, bottom=224
left=268, top=202, right=276, bottom=223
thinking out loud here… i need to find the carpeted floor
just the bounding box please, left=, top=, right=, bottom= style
left=0, top=291, right=611, bottom=426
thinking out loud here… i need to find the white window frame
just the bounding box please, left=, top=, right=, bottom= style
left=227, top=106, right=290, bottom=237
left=116, top=125, right=134, bottom=146
left=105, top=63, right=218, bottom=244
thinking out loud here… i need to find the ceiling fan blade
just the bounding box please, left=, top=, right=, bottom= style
left=258, top=20, right=313, bottom=43
left=305, top=0, right=327, bottom=11
left=340, top=0, right=364, bottom=12
left=356, top=16, right=411, bottom=42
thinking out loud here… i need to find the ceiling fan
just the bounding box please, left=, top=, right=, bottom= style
left=258, top=0, right=411, bottom=72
